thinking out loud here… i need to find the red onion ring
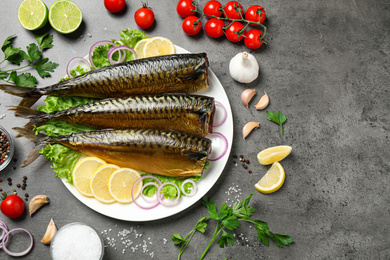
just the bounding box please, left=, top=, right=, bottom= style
left=205, top=132, right=229, bottom=161
left=89, top=40, right=115, bottom=69
left=131, top=175, right=162, bottom=210
left=0, top=225, right=9, bottom=248
left=2, top=228, right=33, bottom=257
left=213, top=101, right=228, bottom=127
left=140, top=182, right=161, bottom=203
left=181, top=179, right=197, bottom=197
left=107, top=47, right=125, bottom=64
left=66, top=57, right=90, bottom=78
left=108, top=46, right=137, bottom=65
left=156, top=182, right=181, bottom=207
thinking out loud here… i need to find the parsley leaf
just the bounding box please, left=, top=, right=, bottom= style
left=35, top=33, right=54, bottom=50
left=217, top=230, right=235, bottom=248
left=34, top=58, right=59, bottom=78
left=267, top=111, right=287, bottom=135
left=8, top=71, right=36, bottom=87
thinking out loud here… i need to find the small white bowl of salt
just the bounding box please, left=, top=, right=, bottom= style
left=50, top=222, right=104, bottom=260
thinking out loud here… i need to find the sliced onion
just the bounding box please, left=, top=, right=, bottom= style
left=213, top=101, right=228, bottom=127
left=140, top=182, right=161, bottom=203
left=66, top=57, right=90, bottom=78
left=132, top=175, right=162, bottom=210
left=0, top=225, right=9, bottom=248
left=156, top=182, right=181, bottom=207
left=107, top=47, right=125, bottom=64
left=205, top=132, right=228, bottom=161
left=89, top=40, right=115, bottom=69
left=108, top=46, right=137, bottom=65
left=181, top=179, right=197, bottom=197
left=2, top=228, right=33, bottom=257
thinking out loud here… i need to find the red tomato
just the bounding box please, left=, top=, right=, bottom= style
left=134, top=4, right=155, bottom=29
left=244, top=29, right=264, bottom=49
left=182, top=16, right=202, bottom=35
left=245, top=5, right=266, bottom=25
left=223, top=1, right=243, bottom=19
left=225, top=21, right=245, bottom=42
left=205, top=18, right=225, bottom=38
left=1, top=195, right=25, bottom=219
left=176, top=0, right=196, bottom=18
left=203, top=1, right=223, bottom=18
left=104, top=0, right=126, bottom=13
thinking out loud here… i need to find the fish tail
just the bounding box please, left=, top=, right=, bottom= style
left=8, top=106, right=47, bottom=131
left=12, top=126, right=46, bottom=140
left=0, top=84, right=41, bottom=107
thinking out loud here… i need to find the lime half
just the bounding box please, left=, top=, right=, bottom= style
left=49, top=0, right=83, bottom=34
left=17, top=0, right=48, bottom=30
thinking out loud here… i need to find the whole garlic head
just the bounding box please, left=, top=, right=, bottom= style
left=229, top=52, right=259, bottom=84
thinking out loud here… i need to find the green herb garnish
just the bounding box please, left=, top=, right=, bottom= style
left=172, top=192, right=293, bottom=259
left=266, top=111, right=287, bottom=135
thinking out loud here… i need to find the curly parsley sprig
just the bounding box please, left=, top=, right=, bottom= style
left=172, top=192, right=293, bottom=259
left=0, top=33, right=59, bottom=87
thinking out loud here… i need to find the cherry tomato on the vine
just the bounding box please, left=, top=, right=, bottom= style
left=182, top=16, right=202, bottom=35
left=244, top=29, right=264, bottom=49
left=176, top=0, right=196, bottom=18
left=223, top=1, right=243, bottom=19
left=245, top=5, right=266, bottom=26
left=1, top=195, right=25, bottom=219
left=104, top=0, right=126, bottom=13
left=225, top=21, right=245, bottom=42
left=205, top=18, right=225, bottom=38
left=134, top=4, right=155, bottom=29
left=203, top=1, right=223, bottom=18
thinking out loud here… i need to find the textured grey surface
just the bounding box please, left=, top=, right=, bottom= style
left=0, top=0, right=389, bottom=259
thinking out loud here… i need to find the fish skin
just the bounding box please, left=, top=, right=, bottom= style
left=18, top=128, right=211, bottom=178
left=10, top=94, right=215, bottom=136
left=0, top=53, right=209, bottom=107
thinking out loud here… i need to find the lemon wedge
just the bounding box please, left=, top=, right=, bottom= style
left=257, top=145, right=292, bottom=165
left=143, top=36, right=176, bottom=58
left=72, top=157, right=106, bottom=197
left=108, top=168, right=142, bottom=203
left=90, top=164, right=120, bottom=203
left=255, top=162, right=285, bottom=194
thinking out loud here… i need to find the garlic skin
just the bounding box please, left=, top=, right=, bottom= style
left=29, top=195, right=50, bottom=216
left=41, top=218, right=57, bottom=245
left=241, top=89, right=256, bottom=108
left=243, top=122, right=260, bottom=139
left=254, top=92, right=269, bottom=110
left=229, top=52, right=259, bottom=83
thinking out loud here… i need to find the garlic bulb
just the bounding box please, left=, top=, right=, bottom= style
left=229, top=52, right=259, bottom=83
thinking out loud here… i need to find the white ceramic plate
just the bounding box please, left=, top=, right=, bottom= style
left=61, top=46, right=233, bottom=221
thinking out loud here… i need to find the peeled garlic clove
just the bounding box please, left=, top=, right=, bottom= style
left=29, top=195, right=50, bottom=216
left=241, top=89, right=256, bottom=108
left=254, top=92, right=269, bottom=110
left=41, top=218, right=57, bottom=245
left=243, top=122, right=260, bottom=139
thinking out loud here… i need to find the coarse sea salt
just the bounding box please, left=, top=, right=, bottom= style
left=51, top=223, right=103, bottom=260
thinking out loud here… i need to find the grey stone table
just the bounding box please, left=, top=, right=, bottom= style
left=0, top=0, right=389, bottom=259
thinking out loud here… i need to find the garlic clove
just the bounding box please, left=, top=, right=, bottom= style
left=41, top=218, right=57, bottom=245
left=243, top=122, right=260, bottom=139
left=254, top=92, right=269, bottom=110
left=29, top=195, right=50, bottom=216
left=241, top=89, right=256, bottom=108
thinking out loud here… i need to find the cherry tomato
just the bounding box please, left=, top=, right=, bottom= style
left=176, top=0, right=196, bottom=18
left=225, top=21, right=245, bottom=42
left=245, top=5, right=266, bottom=26
left=134, top=4, right=155, bottom=29
left=223, top=1, right=243, bottom=19
left=182, top=16, right=202, bottom=35
left=203, top=1, right=223, bottom=18
left=205, top=18, right=225, bottom=38
left=1, top=195, right=25, bottom=219
left=104, top=0, right=126, bottom=13
left=244, top=29, right=264, bottom=49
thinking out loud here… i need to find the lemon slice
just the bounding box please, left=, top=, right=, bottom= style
left=72, top=157, right=106, bottom=197
left=134, top=38, right=150, bottom=59
left=108, top=168, right=142, bottom=203
left=49, top=0, right=83, bottom=34
left=143, top=37, right=176, bottom=58
left=90, top=164, right=120, bottom=203
left=17, top=0, right=48, bottom=30
left=257, top=145, right=292, bottom=165
left=255, top=162, right=285, bottom=194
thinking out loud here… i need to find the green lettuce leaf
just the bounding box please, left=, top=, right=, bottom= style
left=37, top=96, right=97, bottom=113
left=34, top=120, right=95, bottom=137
